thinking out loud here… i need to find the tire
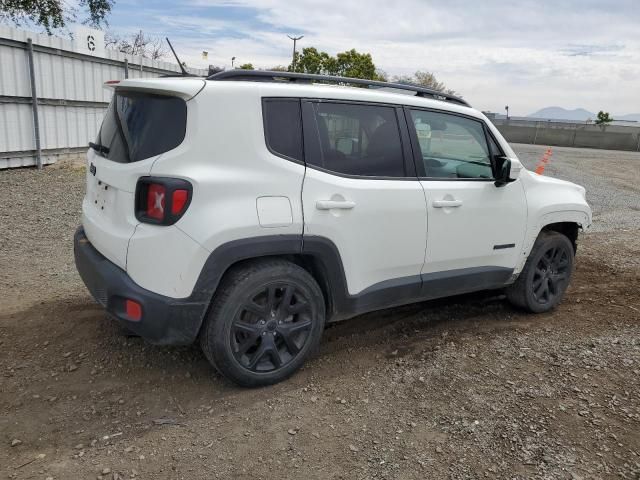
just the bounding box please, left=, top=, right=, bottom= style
left=506, top=230, right=575, bottom=313
left=200, top=259, right=325, bottom=387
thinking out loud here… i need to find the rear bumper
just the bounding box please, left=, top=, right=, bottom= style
left=74, top=227, right=207, bottom=345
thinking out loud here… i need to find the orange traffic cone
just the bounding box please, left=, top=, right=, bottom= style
left=534, top=148, right=553, bottom=174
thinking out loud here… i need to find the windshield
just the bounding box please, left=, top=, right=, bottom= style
left=94, top=91, right=187, bottom=163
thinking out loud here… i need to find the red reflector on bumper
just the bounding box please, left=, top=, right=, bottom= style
left=125, top=299, right=142, bottom=321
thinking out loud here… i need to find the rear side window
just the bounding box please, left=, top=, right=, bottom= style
left=306, top=102, right=405, bottom=177
left=94, top=92, right=187, bottom=163
left=263, top=99, right=303, bottom=161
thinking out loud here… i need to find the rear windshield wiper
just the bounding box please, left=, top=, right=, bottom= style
left=89, top=142, right=110, bottom=155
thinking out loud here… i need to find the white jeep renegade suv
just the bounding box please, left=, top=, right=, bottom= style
left=74, top=70, right=592, bottom=387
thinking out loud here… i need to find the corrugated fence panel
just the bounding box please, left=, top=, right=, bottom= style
left=39, top=105, right=106, bottom=150
left=31, top=50, right=163, bottom=102
left=0, top=44, right=31, bottom=97
left=0, top=25, right=207, bottom=168
left=0, top=103, right=34, bottom=151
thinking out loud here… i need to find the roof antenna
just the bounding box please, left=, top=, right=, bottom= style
left=166, top=37, right=191, bottom=76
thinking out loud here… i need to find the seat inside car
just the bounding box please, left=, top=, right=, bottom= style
left=316, top=116, right=346, bottom=172
left=362, top=121, right=403, bottom=177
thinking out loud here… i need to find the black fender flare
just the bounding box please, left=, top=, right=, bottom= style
left=190, top=234, right=350, bottom=327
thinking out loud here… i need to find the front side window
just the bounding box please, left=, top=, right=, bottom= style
left=95, top=92, right=187, bottom=163
left=409, top=110, right=494, bottom=179
left=307, top=102, right=405, bottom=177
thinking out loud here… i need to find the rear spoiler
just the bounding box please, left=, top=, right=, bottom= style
left=103, top=78, right=206, bottom=100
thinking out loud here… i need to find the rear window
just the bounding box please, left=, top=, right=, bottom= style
left=94, top=91, right=187, bottom=163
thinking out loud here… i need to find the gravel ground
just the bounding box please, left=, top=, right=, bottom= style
left=515, top=144, right=640, bottom=233
left=0, top=145, right=639, bottom=479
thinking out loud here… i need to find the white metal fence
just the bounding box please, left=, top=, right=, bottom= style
left=0, top=26, right=207, bottom=169
left=490, top=118, right=640, bottom=152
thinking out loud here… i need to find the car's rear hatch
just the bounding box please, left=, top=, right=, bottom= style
left=82, top=78, right=205, bottom=269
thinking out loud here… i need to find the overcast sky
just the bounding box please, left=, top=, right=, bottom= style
left=106, top=0, right=640, bottom=116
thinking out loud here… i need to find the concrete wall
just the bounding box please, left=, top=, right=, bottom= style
left=492, top=119, right=640, bottom=152
left=0, top=26, right=208, bottom=169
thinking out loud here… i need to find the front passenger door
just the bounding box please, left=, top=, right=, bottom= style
left=405, top=108, right=527, bottom=277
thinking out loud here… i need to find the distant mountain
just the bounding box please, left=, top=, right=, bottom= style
left=527, top=107, right=640, bottom=123
left=615, top=113, right=640, bottom=122
left=528, top=107, right=594, bottom=121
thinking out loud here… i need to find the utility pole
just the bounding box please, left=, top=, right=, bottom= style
left=231, top=56, right=236, bottom=68
left=287, top=35, right=303, bottom=71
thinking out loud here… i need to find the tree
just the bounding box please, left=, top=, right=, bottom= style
left=393, top=70, right=456, bottom=95
left=290, top=47, right=330, bottom=75
left=105, top=30, right=167, bottom=60
left=208, top=65, right=225, bottom=76
left=375, top=69, right=389, bottom=82
left=289, top=47, right=381, bottom=80
left=595, top=111, right=613, bottom=125
left=238, top=63, right=254, bottom=70
left=0, top=0, right=114, bottom=33
left=333, top=49, right=377, bottom=79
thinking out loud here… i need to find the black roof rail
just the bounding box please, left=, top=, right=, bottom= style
left=207, top=70, right=470, bottom=107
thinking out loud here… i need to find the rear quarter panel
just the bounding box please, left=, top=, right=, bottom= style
left=128, top=83, right=305, bottom=297
left=149, top=83, right=305, bottom=248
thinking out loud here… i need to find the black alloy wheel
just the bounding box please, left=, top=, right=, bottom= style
left=200, top=259, right=325, bottom=387
left=506, top=230, right=575, bottom=313
left=231, top=284, right=313, bottom=372
left=531, top=245, right=571, bottom=306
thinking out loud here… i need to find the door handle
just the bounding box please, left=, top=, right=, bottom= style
left=316, top=200, right=356, bottom=210
left=433, top=199, right=462, bottom=208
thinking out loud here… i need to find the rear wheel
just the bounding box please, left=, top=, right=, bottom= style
left=200, top=259, right=325, bottom=387
left=506, top=231, right=575, bottom=313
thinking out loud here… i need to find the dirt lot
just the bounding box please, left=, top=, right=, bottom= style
left=1, top=144, right=639, bottom=479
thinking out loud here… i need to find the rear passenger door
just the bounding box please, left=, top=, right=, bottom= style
left=300, top=100, right=427, bottom=296
left=405, top=108, right=527, bottom=277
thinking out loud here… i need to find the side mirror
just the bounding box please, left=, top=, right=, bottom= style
left=494, top=156, right=518, bottom=187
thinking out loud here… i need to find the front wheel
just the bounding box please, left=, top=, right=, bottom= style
left=506, top=231, right=575, bottom=313
left=200, top=259, right=325, bottom=387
